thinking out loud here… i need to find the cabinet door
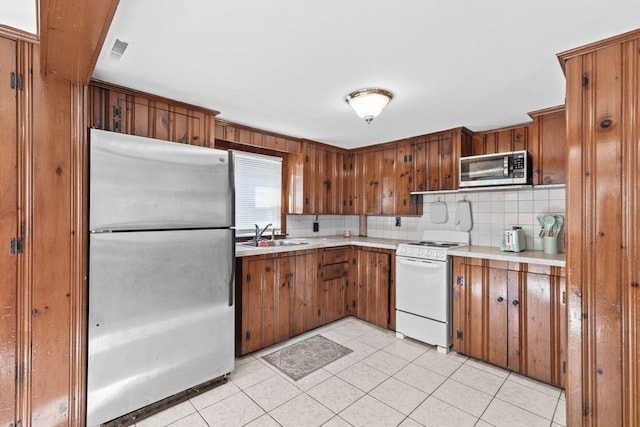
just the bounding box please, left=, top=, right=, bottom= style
left=453, top=257, right=480, bottom=356
left=530, top=108, right=566, bottom=185
left=364, top=150, right=382, bottom=214
left=521, top=269, right=553, bottom=383
left=355, top=249, right=390, bottom=328
left=381, top=147, right=396, bottom=215
left=353, top=152, right=367, bottom=213
left=439, top=136, right=455, bottom=190
left=275, top=256, right=294, bottom=343
left=412, top=139, right=427, bottom=192
left=241, top=259, right=268, bottom=354
left=521, top=265, right=567, bottom=387
left=294, top=251, right=321, bottom=333
left=343, top=153, right=355, bottom=214
left=395, top=141, right=413, bottom=215
left=486, top=266, right=509, bottom=368
left=302, top=143, right=317, bottom=213
left=0, top=36, right=18, bottom=427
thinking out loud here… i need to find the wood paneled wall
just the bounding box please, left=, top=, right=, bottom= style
left=559, top=28, right=640, bottom=426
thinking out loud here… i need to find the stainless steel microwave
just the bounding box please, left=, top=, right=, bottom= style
left=459, top=150, right=532, bottom=188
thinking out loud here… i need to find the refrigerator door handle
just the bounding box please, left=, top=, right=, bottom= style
left=229, top=229, right=235, bottom=307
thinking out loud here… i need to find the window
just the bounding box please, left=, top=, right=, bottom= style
left=233, top=151, right=282, bottom=235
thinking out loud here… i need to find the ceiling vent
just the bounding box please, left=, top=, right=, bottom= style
left=110, top=39, right=129, bottom=57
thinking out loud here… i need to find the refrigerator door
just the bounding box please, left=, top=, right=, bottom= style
left=89, top=129, right=233, bottom=231
left=86, top=229, right=234, bottom=427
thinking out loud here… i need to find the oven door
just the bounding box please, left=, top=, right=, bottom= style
left=395, top=256, right=449, bottom=321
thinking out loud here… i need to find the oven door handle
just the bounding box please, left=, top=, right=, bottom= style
left=396, top=257, right=443, bottom=268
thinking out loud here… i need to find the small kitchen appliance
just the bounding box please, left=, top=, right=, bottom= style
left=500, top=226, right=526, bottom=252
left=395, top=230, right=470, bottom=353
left=459, top=150, right=532, bottom=188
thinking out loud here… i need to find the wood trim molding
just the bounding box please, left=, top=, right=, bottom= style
left=0, top=25, right=39, bottom=43
left=556, top=27, right=640, bottom=74
left=91, top=79, right=220, bottom=116
left=527, top=104, right=565, bottom=118
left=39, top=0, right=119, bottom=83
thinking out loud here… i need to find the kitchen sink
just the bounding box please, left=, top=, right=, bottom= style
left=239, top=240, right=309, bottom=248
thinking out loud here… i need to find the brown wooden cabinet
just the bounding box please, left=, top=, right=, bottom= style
left=528, top=106, right=566, bottom=185
left=452, top=257, right=566, bottom=387
left=559, top=29, right=640, bottom=426
left=88, top=82, right=218, bottom=147
left=472, top=124, right=529, bottom=155
left=412, top=127, right=473, bottom=192
left=320, top=247, right=350, bottom=324
left=236, top=251, right=316, bottom=356
left=353, top=247, right=392, bottom=329
left=215, top=120, right=300, bottom=154
left=288, top=142, right=346, bottom=214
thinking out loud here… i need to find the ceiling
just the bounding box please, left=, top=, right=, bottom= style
left=4, top=2, right=640, bottom=149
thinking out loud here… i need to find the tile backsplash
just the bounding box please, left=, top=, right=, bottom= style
left=286, top=186, right=566, bottom=252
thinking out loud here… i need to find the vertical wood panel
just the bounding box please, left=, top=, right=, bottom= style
left=621, top=39, right=639, bottom=427
left=29, top=42, right=85, bottom=426
left=487, top=267, right=508, bottom=368
left=560, top=29, right=640, bottom=426
left=0, top=35, right=18, bottom=427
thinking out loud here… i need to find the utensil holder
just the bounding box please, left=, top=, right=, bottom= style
left=543, top=236, right=558, bottom=254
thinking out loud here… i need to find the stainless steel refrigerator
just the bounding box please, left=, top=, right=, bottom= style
left=86, top=129, right=235, bottom=426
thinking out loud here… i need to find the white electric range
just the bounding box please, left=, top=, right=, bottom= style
left=395, top=230, right=469, bottom=353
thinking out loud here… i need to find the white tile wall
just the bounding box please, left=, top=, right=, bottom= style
left=285, top=186, right=566, bottom=252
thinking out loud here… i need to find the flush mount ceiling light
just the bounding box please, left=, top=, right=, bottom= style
left=345, top=88, right=393, bottom=124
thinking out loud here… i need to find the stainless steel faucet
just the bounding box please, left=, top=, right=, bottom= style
left=254, top=223, right=272, bottom=241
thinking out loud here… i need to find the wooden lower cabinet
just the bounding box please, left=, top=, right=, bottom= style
left=353, top=247, right=392, bottom=329
left=236, top=250, right=318, bottom=356
left=236, top=246, right=395, bottom=356
left=453, top=257, right=566, bottom=387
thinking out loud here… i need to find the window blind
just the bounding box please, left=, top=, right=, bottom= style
left=233, top=151, right=282, bottom=235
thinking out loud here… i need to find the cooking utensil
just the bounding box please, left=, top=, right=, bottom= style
left=554, top=215, right=564, bottom=236
left=542, top=214, right=556, bottom=236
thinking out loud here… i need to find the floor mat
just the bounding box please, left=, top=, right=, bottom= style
left=262, top=334, right=353, bottom=381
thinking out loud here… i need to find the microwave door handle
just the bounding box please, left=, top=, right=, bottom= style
left=466, top=167, right=507, bottom=178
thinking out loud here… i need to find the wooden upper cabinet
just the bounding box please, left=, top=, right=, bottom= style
left=215, top=120, right=300, bottom=154
left=342, top=153, right=355, bottom=214
left=381, top=146, right=397, bottom=215
left=288, top=141, right=346, bottom=215
left=413, top=127, right=472, bottom=192
left=528, top=106, right=566, bottom=185
left=87, top=82, right=218, bottom=146
left=394, top=141, right=415, bottom=215
left=475, top=124, right=530, bottom=155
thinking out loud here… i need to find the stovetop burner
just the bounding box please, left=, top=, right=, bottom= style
left=397, top=230, right=470, bottom=261
left=408, top=241, right=463, bottom=248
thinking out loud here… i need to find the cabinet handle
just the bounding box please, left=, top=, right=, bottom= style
left=497, top=296, right=504, bottom=302
left=512, top=299, right=519, bottom=307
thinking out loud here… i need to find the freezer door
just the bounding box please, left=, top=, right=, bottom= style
left=89, top=129, right=233, bottom=231
left=86, top=229, right=234, bottom=427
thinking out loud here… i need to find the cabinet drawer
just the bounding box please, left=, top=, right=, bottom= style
left=323, top=248, right=350, bottom=265
left=323, top=262, right=349, bottom=281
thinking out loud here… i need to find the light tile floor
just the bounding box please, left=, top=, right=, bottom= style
left=135, top=317, right=566, bottom=427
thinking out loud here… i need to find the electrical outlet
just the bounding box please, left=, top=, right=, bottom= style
left=313, top=222, right=319, bottom=232
left=395, top=216, right=401, bottom=227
